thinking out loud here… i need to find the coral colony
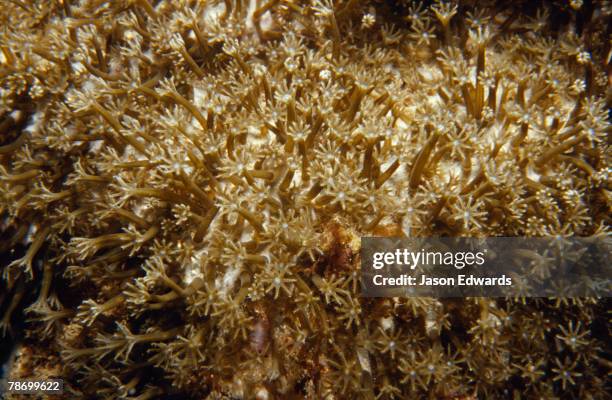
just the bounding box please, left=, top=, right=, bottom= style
left=0, top=0, right=610, bottom=398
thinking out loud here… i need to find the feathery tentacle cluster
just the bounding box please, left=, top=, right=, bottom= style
left=0, top=0, right=610, bottom=398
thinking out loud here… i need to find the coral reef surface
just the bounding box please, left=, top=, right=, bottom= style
left=0, top=0, right=610, bottom=398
